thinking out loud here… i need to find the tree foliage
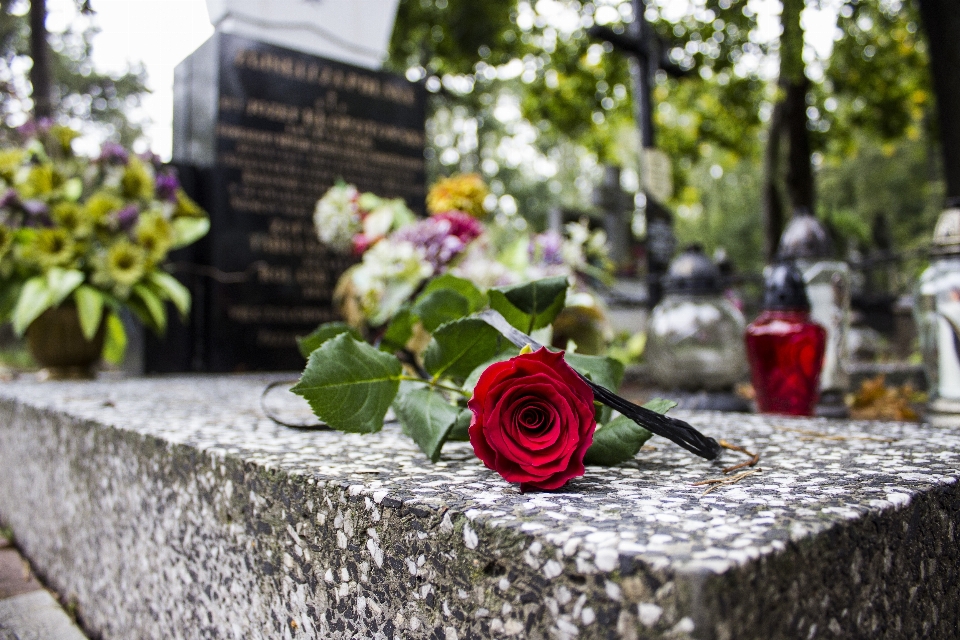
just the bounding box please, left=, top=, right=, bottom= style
left=0, top=0, right=149, bottom=145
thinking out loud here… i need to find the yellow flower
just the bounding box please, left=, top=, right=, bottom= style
left=23, top=228, right=76, bottom=269
left=173, top=190, right=204, bottom=218
left=120, top=158, right=155, bottom=200
left=49, top=125, right=80, bottom=155
left=20, top=165, right=54, bottom=198
left=93, top=240, right=147, bottom=297
left=84, top=191, right=123, bottom=225
left=0, top=150, right=24, bottom=183
left=0, top=224, right=12, bottom=258
left=52, top=202, right=93, bottom=238
left=427, top=173, right=490, bottom=219
left=134, top=210, right=174, bottom=264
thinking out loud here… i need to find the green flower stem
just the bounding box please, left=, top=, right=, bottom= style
left=398, top=375, right=471, bottom=397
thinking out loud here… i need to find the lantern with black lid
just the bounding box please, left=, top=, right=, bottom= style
left=645, top=245, right=748, bottom=396
left=916, top=198, right=960, bottom=422
left=745, top=262, right=827, bottom=416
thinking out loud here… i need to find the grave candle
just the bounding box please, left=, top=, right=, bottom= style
left=746, top=262, right=827, bottom=416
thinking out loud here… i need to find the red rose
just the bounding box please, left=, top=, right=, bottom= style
left=468, top=348, right=597, bottom=491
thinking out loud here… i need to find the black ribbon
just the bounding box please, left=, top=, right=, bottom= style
left=477, top=309, right=722, bottom=460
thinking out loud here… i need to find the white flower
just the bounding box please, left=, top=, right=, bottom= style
left=350, top=238, right=433, bottom=326
left=314, top=184, right=361, bottom=253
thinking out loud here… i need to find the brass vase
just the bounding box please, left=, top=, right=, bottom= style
left=25, top=303, right=105, bottom=379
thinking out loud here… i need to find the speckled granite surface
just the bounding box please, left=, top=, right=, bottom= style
left=0, top=375, right=958, bottom=639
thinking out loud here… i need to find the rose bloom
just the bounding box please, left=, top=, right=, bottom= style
left=468, top=348, right=596, bottom=491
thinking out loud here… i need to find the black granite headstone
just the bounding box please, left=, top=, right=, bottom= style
left=148, top=32, right=426, bottom=372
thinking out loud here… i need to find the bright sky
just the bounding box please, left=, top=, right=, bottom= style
left=44, top=0, right=839, bottom=161
left=47, top=0, right=214, bottom=159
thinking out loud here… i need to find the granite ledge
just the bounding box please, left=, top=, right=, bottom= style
left=0, top=374, right=958, bottom=639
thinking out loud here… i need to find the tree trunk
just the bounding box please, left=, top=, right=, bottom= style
left=783, top=77, right=813, bottom=211
left=762, top=99, right=785, bottom=261
left=29, top=0, right=52, bottom=120
left=917, top=0, right=960, bottom=202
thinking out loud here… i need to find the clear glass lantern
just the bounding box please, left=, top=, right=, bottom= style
left=646, top=246, right=748, bottom=390
left=777, top=209, right=851, bottom=411
left=916, top=203, right=960, bottom=413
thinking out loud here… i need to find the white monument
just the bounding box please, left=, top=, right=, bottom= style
left=205, top=0, right=401, bottom=69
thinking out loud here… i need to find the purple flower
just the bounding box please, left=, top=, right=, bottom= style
left=98, top=142, right=129, bottom=165
left=155, top=171, right=180, bottom=201
left=22, top=200, right=51, bottom=227
left=139, top=152, right=163, bottom=170
left=116, top=205, right=140, bottom=231
left=530, top=231, right=564, bottom=266
left=0, top=189, right=20, bottom=210
left=392, top=211, right=483, bottom=270
left=16, top=118, right=52, bottom=138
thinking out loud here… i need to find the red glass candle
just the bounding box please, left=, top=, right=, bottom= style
left=746, top=263, right=827, bottom=416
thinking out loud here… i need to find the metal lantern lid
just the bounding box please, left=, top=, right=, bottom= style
left=662, top=245, right=723, bottom=295
left=777, top=207, right=833, bottom=261
left=762, top=262, right=811, bottom=311
left=931, top=198, right=960, bottom=257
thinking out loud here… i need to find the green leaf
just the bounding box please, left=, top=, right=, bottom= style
left=422, top=274, right=487, bottom=312
left=583, top=416, right=653, bottom=466
left=490, top=276, right=568, bottom=333
left=297, top=321, right=360, bottom=358
left=73, top=285, right=105, bottom=341
left=0, top=283, right=23, bottom=323
left=12, top=277, right=53, bottom=336
left=170, top=217, right=210, bottom=249
left=565, top=353, right=625, bottom=392
left=447, top=408, right=472, bottom=442
left=411, top=289, right=471, bottom=332
left=46, top=268, right=84, bottom=307
left=380, top=306, right=414, bottom=352
left=132, top=283, right=167, bottom=334
left=102, top=312, right=127, bottom=365
left=424, top=317, right=515, bottom=383
left=565, top=353, right=626, bottom=424
left=148, top=271, right=191, bottom=318
left=393, top=388, right=462, bottom=462
left=291, top=334, right=402, bottom=433
left=642, top=398, right=679, bottom=414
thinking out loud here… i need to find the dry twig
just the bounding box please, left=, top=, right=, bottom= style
left=774, top=425, right=897, bottom=443
left=719, top=439, right=760, bottom=474
left=693, top=468, right=763, bottom=496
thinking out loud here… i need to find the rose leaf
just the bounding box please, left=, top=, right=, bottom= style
left=424, top=317, right=515, bottom=383
left=583, top=416, right=653, bottom=466
left=380, top=305, right=414, bottom=352
left=565, top=353, right=625, bottom=392
left=297, top=321, right=361, bottom=358
left=393, top=388, right=462, bottom=462
left=422, top=274, right=487, bottom=312
left=291, top=333, right=402, bottom=433
left=643, top=398, right=679, bottom=414
left=412, top=289, right=472, bottom=332
left=489, top=276, right=568, bottom=333
left=565, top=353, right=625, bottom=423
left=447, top=408, right=473, bottom=442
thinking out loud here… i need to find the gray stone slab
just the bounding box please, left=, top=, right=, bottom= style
left=0, top=590, right=87, bottom=640
left=0, top=375, right=958, bottom=639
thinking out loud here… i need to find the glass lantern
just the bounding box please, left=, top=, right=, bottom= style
left=916, top=202, right=960, bottom=419
left=646, top=246, right=748, bottom=391
left=777, top=208, right=851, bottom=415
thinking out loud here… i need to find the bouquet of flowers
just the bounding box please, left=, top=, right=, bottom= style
left=294, top=175, right=719, bottom=492
left=0, top=121, right=209, bottom=360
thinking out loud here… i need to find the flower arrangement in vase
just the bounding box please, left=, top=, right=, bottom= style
left=291, top=174, right=720, bottom=492
left=0, top=121, right=209, bottom=377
